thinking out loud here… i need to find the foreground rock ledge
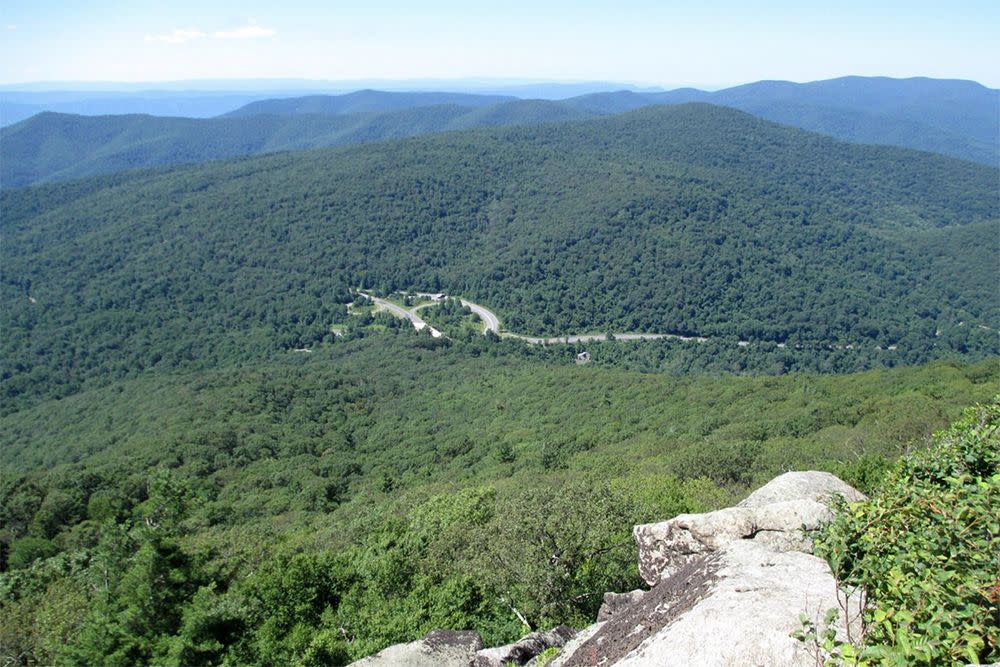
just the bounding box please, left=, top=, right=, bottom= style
left=634, top=470, right=866, bottom=586
left=350, top=471, right=865, bottom=667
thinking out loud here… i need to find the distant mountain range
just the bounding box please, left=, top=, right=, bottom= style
left=0, top=81, right=657, bottom=126
left=2, top=77, right=997, bottom=188
left=221, top=91, right=516, bottom=116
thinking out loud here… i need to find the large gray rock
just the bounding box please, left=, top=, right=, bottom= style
left=634, top=471, right=865, bottom=585
left=473, top=626, right=576, bottom=667
left=614, top=540, right=853, bottom=666
left=555, top=541, right=856, bottom=667
left=349, top=629, right=484, bottom=667
left=545, top=623, right=604, bottom=667
left=556, top=554, right=723, bottom=667
left=738, top=471, right=866, bottom=508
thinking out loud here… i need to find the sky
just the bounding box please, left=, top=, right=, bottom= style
left=1, top=0, right=998, bottom=88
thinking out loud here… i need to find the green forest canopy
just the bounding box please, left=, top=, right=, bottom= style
left=3, top=104, right=998, bottom=412
left=2, top=329, right=997, bottom=664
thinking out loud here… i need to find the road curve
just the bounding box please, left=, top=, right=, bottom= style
left=358, top=292, right=443, bottom=338
left=356, top=289, right=903, bottom=352
left=459, top=299, right=500, bottom=333
left=362, top=290, right=706, bottom=344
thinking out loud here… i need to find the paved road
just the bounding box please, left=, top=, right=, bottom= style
left=358, top=292, right=443, bottom=338
left=459, top=299, right=500, bottom=333
left=357, top=289, right=906, bottom=352
left=450, top=299, right=704, bottom=344
left=505, top=332, right=708, bottom=345
left=365, top=290, right=708, bottom=344
left=409, top=293, right=500, bottom=334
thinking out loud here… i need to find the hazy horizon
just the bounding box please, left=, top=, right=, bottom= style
left=0, top=74, right=995, bottom=96
left=3, top=0, right=998, bottom=88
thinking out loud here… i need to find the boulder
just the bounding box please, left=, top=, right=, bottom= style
left=349, top=629, right=484, bottom=667
left=634, top=471, right=865, bottom=585
left=556, top=554, right=722, bottom=667
left=473, top=626, right=577, bottom=667
left=613, top=541, right=852, bottom=666
left=738, top=471, right=867, bottom=508
left=556, top=541, right=857, bottom=666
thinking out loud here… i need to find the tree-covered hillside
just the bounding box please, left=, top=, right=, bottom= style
left=1, top=329, right=997, bottom=665
left=1, top=103, right=588, bottom=188
left=573, top=77, right=1000, bottom=166
left=3, top=104, right=997, bottom=410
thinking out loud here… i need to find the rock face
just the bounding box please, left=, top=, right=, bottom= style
left=557, top=541, right=855, bottom=666
left=597, top=589, right=646, bottom=622
left=548, top=471, right=865, bottom=667
left=349, top=629, right=484, bottom=667
left=634, top=471, right=864, bottom=585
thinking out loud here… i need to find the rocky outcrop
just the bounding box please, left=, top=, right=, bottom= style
left=349, top=629, right=484, bottom=667
left=350, top=471, right=864, bottom=667
left=472, top=626, right=576, bottom=666
left=737, top=470, right=866, bottom=508
left=549, top=471, right=865, bottom=667
left=554, top=541, right=857, bottom=666
left=634, top=471, right=864, bottom=585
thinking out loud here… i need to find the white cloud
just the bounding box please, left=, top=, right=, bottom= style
left=213, top=25, right=276, bottom=40
left=143, top=24, right=275, bottom=45
left=145, top=28, right=207, bottom=44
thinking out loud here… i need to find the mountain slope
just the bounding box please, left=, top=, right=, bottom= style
left=566, top=77, right=1000, bottom=165
left=223, top=89, right=514, bottom=116
left=0, top=92, right=305, bottom=127
left=3, top=104, right=997, bottom=410
left=0, top=101, right=592, bottom=188
left=4, top=77, right=996, bottom=189
left=703, top=77, right=999, bottom=166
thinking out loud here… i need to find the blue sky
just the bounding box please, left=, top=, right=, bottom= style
left=2, top=0, right=997, bottom=87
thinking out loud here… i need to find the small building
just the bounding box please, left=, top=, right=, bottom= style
left=576, top=351, right=591, bottom=364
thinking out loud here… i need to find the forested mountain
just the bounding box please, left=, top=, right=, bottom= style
left=0, top=92, right=308, bottom=127
left=698, top=77, right=999, bottom=166
left=3, top=104, right=997, bottom=411
left=223, top=89, right=514, bottom=116
left=237, top=77, right=999, bottom=165
left=2, top=83, right=999, bottom=667
left=1, top=101, right=597, bottom=188
left=4, top=76, right=996, bottom=188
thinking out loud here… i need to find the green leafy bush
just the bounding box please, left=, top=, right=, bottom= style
left=7, top=537, right=60, bottom=570
left=817, top=399, right=1000, bottom=665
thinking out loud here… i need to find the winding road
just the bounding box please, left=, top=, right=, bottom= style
left=459, top=299, right=501, bottom=334
left=353, top=289, right=909, bottom=353
left=357, top=290, right=704, bottom=345
left=358, top=292, right=444, bottom=338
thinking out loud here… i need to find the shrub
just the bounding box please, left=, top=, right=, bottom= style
left=816, top=399, right=999, bottom=665
left=7, top=537, right=60, bottom=570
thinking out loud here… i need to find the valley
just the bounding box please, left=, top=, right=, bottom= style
left=1, top=65, right=997, bottom=666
